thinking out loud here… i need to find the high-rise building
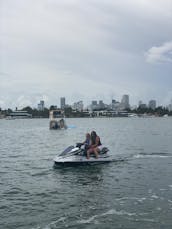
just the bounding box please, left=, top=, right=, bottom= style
left=138, top=100, right=142, bottom=107
left=121, top=95, right=130, bottom=109
left=111, top=99, right=120, bottom=111
left=139, top=103, right=147, bottom=109
left=91, top=100, right=98, bottom=110
left=168, top=99, right=172, bottom=111
left=138, top=101, right=147, bottom=109
left=60, top=97, right=66, bottom=110
left=169, top=104, right=172, bottom=111
left=92, top=101, right=97, bottom=106
left=148, top=100, right=156, bottom=110
left=37, top=100, right=44, bottom=111
left=72, top=101, right=84, bottom=111
left=98, top=100, right=105, bottom=109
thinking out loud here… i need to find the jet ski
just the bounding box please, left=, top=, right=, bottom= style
left=53, top=144, right=113, bottom=166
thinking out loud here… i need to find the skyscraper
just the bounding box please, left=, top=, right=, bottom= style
left=168, top=99, right=172, bottom=111
left=111, top=99, right=120, bottom=111
left=72, top=101, right=84, bottom=111
left=148, top=100, right=156, bottom=110
left=37, top=100, right=44, bottom=111
left=91, top=101, right=98, bottom=110
left=121, top=95, right=130, bottom=109
left=60, top=97, right=66, bottom=110
left=98, top=100, right=105, bottom=109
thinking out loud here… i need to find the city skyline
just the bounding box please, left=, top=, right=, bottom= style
left=2, top=95, right=172, bottom=111
left=1, top=0, right=172, bottom=109
left=0, top=94, right=172, bottom=110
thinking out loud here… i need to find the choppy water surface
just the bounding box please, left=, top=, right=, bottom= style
left=0, top=118, right=172, bottom=229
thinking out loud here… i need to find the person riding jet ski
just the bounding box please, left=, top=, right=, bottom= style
left=86, top=131, right=104, bottom=159
left=76, top=133, right=91, bottom=152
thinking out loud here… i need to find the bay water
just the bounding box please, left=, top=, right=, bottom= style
left=0, top=117, right=172, bottom=229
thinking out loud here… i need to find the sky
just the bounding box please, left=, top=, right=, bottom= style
left=0, top=0, right=172, bottom=109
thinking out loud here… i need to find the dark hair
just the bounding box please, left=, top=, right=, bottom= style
left=86, top=133, right=90, bottom=138
left=91, top=131, right=97, bottom=144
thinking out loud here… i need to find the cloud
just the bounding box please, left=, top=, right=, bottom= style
left=145, top=41, right=172, bottom=63
left=1, top=0, right=172, bottom=108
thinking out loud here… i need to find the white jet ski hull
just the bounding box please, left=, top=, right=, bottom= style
left=53, top=145, right=113, bottom=166
left=54, top=155, right=113, bottom=166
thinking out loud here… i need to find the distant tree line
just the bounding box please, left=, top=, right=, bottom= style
left=22, top=106, right=49, bottom=118
left=128, top=106, right=172, bottom=116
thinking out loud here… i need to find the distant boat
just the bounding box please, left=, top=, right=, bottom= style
left=49, top=109, right=67, bottom=130
left=9, top=110, right=32, bottom=119
left=128, top=113, right=138, bottom=117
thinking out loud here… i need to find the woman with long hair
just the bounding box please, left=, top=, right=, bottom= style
left=87, top=131, right=102, bottom=159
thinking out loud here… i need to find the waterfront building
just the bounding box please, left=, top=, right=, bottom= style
left=111, top=99, right=120, bottom=111
left=168, top=99, right=172, bottom=111
left=98, top=100, right=105, bottom=109
left=148, top=100, right=156, bottom=110
left=37, top=100, right=44, bottom=111
left=60, top=97, right=66, bottom=110
left=0, top=109, right=5, bottom=119
left=120, top=94, right=130, bottom=110
left=91, top=100, right=98, bottom=110
left=72, top=101, right=84, bottom=111
left=139, top=103, right=147, bottom=109
left=138, top=100, right=142, bottom=107
left=92, top=100, right=97, bottom=106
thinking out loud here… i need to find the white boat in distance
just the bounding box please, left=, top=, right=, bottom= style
left=49, top=109, right=67, bottom=130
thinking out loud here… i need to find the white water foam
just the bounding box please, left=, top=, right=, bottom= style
left=134, top=154, right=172, bottom=159
left=116, top=196, right=147, bottom=203
left=77, top=209, right=137, bottom=224
left=32, top=217, right=67, bottom=229
left=151, top=194, right=159, bottom=199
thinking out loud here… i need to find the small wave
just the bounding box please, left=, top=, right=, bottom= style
left=0, top=171, right=7, bottom=174
left=3, top=187, right=23, bottom=195
left=31, top=170, right=51, bottom=176
left=134, top=152, right=172, bottom=159
left=77, top=209, right=137, bottom=225
left=9, top=155, right=23, bottom=158
left=151, top=194, right=159, bottom=199
left=102, top=209, right=137, bottom=216
left=32, top=217, right=67, bottom=229
left=116, top=196, right=147, bottom=203
left=137, top=218, right=157, bottom=223
left=78, top=215, right=97, bottom=224
left=0, top=205, right=9, bottom=210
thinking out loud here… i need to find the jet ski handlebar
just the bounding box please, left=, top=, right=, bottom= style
left=76, top=143, right=83, bottom=148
